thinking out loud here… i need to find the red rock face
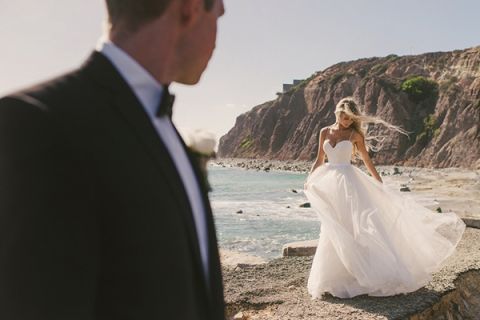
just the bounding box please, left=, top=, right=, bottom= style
left=218, top=47, right=480, bottom=169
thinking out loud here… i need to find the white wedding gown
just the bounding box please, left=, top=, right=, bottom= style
left=304, top=139, right=466, bottom=299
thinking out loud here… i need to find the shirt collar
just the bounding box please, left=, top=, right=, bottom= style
left=96, top=39, right=163, bottom=118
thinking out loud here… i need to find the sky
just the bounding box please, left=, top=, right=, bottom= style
left=1, top=0, right=479, bottom=143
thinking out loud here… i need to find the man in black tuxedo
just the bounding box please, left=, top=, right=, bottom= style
left=0, top=0, right=225, bottom=319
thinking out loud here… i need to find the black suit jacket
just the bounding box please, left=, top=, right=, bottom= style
left=0, top=52, right=225, bottom=320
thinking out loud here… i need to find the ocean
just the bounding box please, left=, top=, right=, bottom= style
left=208, top=165, right=319, bottom=260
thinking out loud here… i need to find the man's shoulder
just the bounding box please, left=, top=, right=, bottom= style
left=0, top=72, right=81, bottom=132
left=0, top=52, right=117, bottom=116
left=0, top=62, right=111, bottom=155
left=2, top=68, right=89, bottom=110
left=0, top=61, right=108, bottom=142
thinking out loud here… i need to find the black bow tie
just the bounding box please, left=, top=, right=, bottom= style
left=155, top=86, right=175, bottom=118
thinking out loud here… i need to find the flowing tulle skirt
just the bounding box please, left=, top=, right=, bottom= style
left=304, top=163, right=466, bottom=299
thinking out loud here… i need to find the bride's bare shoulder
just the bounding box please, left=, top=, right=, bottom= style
left=351, top=130, right=364, bottom=143
left=320, top=124, right=335, bottom=134
left=319, top=126, right=332, bottom=139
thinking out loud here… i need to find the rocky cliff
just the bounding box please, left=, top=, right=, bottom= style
left=218, top=46, right=480, bottom=168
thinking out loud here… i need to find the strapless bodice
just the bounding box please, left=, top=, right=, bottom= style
left=323, top=140, right=352, bottom=164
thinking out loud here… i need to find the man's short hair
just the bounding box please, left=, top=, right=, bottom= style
left=106, top=0, right=214, bottom=31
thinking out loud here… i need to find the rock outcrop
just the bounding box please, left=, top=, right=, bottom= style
left=218, top=46, right=480, bottom=169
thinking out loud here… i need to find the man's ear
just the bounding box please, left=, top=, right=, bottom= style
left=179, top=0, right=203, bottom=27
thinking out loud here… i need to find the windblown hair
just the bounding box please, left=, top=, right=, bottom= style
left=334, top=97, right=409, bottom=158
left=105, top=0, right=215, bottom=31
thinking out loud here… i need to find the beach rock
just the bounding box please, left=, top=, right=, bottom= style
left=232, top=312, right=247, bottom=320
left=236, top=210, right=243, bottom=214
left=463, top=218, right=480, bottom=229
left=291, top=189, right=298, bottom=193
left=282, top=240, right=318, bottom=256
left=400, top=186, right=411, bottom=192
left=299, top=202, right=311, bottom=208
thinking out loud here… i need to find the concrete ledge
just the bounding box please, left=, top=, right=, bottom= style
left=282, top=240, right=318, bottom=257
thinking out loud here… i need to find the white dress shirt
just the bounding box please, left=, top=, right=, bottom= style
left=96, top=40, right=210, bottom=285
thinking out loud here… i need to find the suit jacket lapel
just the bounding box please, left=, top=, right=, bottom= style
left=80, top=52, right=207, bottom=291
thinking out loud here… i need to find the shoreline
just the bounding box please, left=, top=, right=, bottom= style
left=212, top=158, right=312, bottom=173
left=212, top=158, right=480, bottom=221
left=213, top=157, right=480, bottom=174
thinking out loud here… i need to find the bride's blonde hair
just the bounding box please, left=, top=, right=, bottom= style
left=335, top=97, right=409, bottom=158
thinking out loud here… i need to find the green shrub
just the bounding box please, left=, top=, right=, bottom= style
left=329, top=72, right=355, bottom=86
left=371, top=64, right=388, bottom=75
left=401, top=76, right=438, bottom=102
left=424, top=114, right=436, bottom=131
left=240, top=137, right=253, bottom=149
left=386, top=54, right=400, bottom=62
left=356, top=68, right=367, bottom=78
left=416, top=114, right=440, bottom=142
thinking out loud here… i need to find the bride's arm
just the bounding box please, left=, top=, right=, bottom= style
left=309, top=128, right=327, bottom=173
left=354, top=133, right=383, bottom=183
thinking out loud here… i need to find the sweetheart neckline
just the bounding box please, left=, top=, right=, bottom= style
left=324, top=139, right=352, bottom=149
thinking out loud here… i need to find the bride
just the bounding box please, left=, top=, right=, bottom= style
left=304, top=97, right=466, bottom=299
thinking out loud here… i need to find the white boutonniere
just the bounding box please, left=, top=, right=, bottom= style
left=178, top=128, right=217, bottom=192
